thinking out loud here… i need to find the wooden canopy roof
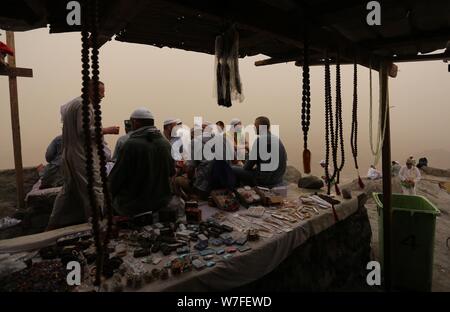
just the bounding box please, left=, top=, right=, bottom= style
left=1, top=0, right=450, bottom=69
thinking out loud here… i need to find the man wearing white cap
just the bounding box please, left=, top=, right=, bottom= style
left=399, top=158, right=421, bottom=195
left=109, top=107, right=175, bottom=217
left=163, top=118, right=180, bottom=141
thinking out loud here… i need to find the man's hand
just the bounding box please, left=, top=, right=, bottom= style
left=103, top=126, right=120, bottom=135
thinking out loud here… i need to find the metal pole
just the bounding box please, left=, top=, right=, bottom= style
left=6, top=31, right=25, bottom=209
left=380, top=61, right=392, bottom=291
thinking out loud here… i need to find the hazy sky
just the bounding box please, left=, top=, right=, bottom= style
left=1, top=28, right=449, bottom=180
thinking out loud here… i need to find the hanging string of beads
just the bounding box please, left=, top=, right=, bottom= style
left=80, top=0, right=103, bottom=286
left=350, top=58, right=365, bottom=189
left=89, top=0, right=114, bottom=249
left=324, top=52, right=333, bottom=195
left=301, top=29, right=312, bottom=174
left=333, top=52, right=345, bottom=195
left=324, top=52, right=339, bottom=221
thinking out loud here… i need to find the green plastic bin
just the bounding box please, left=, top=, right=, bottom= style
left=373, top=192, right=439, bottom=292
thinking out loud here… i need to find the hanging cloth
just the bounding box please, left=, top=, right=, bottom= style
left=214, top=26, right=244, bottom=107
left=369, top=61, right=389, bottom=166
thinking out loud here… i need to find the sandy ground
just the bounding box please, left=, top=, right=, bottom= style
left=344, top=174, right=450, bottom=292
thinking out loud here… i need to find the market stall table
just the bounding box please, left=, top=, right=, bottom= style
left=122, top=185, right=366, bottom=291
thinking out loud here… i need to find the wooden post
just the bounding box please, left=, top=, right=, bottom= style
left=6, top=31, right=25, bottom=209
left=380, top=61, right=392, bottom=291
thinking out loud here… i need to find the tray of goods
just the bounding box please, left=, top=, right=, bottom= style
left=235, top=186, right=262, bottom=207
left=255, top=186, right=283, bottom=206
left=210, top=189, right=241, bottom=212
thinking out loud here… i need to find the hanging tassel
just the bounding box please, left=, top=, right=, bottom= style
left=303, top=149, right=311, bottom=174
left=335, top=183, right=341, bottom=196
left=358, top=175, right=365, bottom=189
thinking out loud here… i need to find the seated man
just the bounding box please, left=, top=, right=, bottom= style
left=367, top=165, right=382, bottom=180
left=109, top=107, right=175, bottom=217
left=40, top=135, right=64, bottom=189
left=174, top=124, right=234, bottom=200
left=232, top=116, right=287, bottom=187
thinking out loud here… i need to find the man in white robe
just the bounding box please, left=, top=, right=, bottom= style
left=47, top=81, right=119, bottom=229
left=399, top=158, right=421, bottom=195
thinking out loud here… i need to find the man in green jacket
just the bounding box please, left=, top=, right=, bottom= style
left=109, top=107, right=175, bottom=217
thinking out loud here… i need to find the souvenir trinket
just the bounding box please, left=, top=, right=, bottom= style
left=223, top=238, right=234, bottom=246
left=226, top=247, right=237, bottom=253
left=210, top=189, right=240, bottom=212
left=206, top=261, right=216, bottom=267
left=255, top=187, right=283, bottom=206
left=245, top=206, right=265, bottom=218
left=235, top=236, right=248, bottom=246
left=194, top=240, right=208, bottom=251
left=151, top=268, right=161, bottom=279
left=192, top=259, right=205, bottom=270
left=160, top=268, right=169, bottom=280
left=197, top=234, right=208, bottom=243
left=236, top=187, right=261, bottom=207
left=133, top=248, right=151, bottom=258
left=171, top=259, right=183, bottom=275
left=164, top=260, right=172, bottom=268
left=176, top=246, right=190, bottom=255
left=247, top=229, right=260, bottom=241
left=210, top=238, right=223, bottom=246
left=199, top=249, right=215, bottom=257
left=238, top=246, right=252, bottom=253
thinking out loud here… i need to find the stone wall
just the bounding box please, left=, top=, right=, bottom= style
left=235, top=205, right=374, bottom=291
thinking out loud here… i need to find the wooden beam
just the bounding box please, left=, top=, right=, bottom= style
left=0, top=66, right=33, bottom=78
left=5, top=31, right=25, bottom=210
left=160, top=0, right=386, bottom=70
left=380, top=61, right=392, bottom=291
left=392, top=50, right=450, bottom=63
left=361, top=28, right=450, bottom=50
left=255, top=56, right=302, bottom=66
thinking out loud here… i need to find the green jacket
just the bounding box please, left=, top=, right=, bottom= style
left=109, top=126, right=175, bottom=217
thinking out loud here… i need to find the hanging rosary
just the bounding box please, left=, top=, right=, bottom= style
left=324, top=54, right=333, bottom=195
left=350, top=59, right=365, bottom=189
left=333, top=52, right=345, bottom=196
left=80, top=0, right=113, bottom=286
left=301, top=32, right=312, bottom=174
left=323, top=54, right=339, bottom=221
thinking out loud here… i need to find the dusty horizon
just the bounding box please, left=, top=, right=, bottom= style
left=1, top=28, right=450, bottom=180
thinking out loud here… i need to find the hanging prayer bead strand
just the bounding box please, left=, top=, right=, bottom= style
left=301, top=30, right=312, bottom=174
left=81, top=0, right=103, bottom=286
left=350, top=58, right=365, bottom=189
left=89, top=0, right=114, bottom=249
